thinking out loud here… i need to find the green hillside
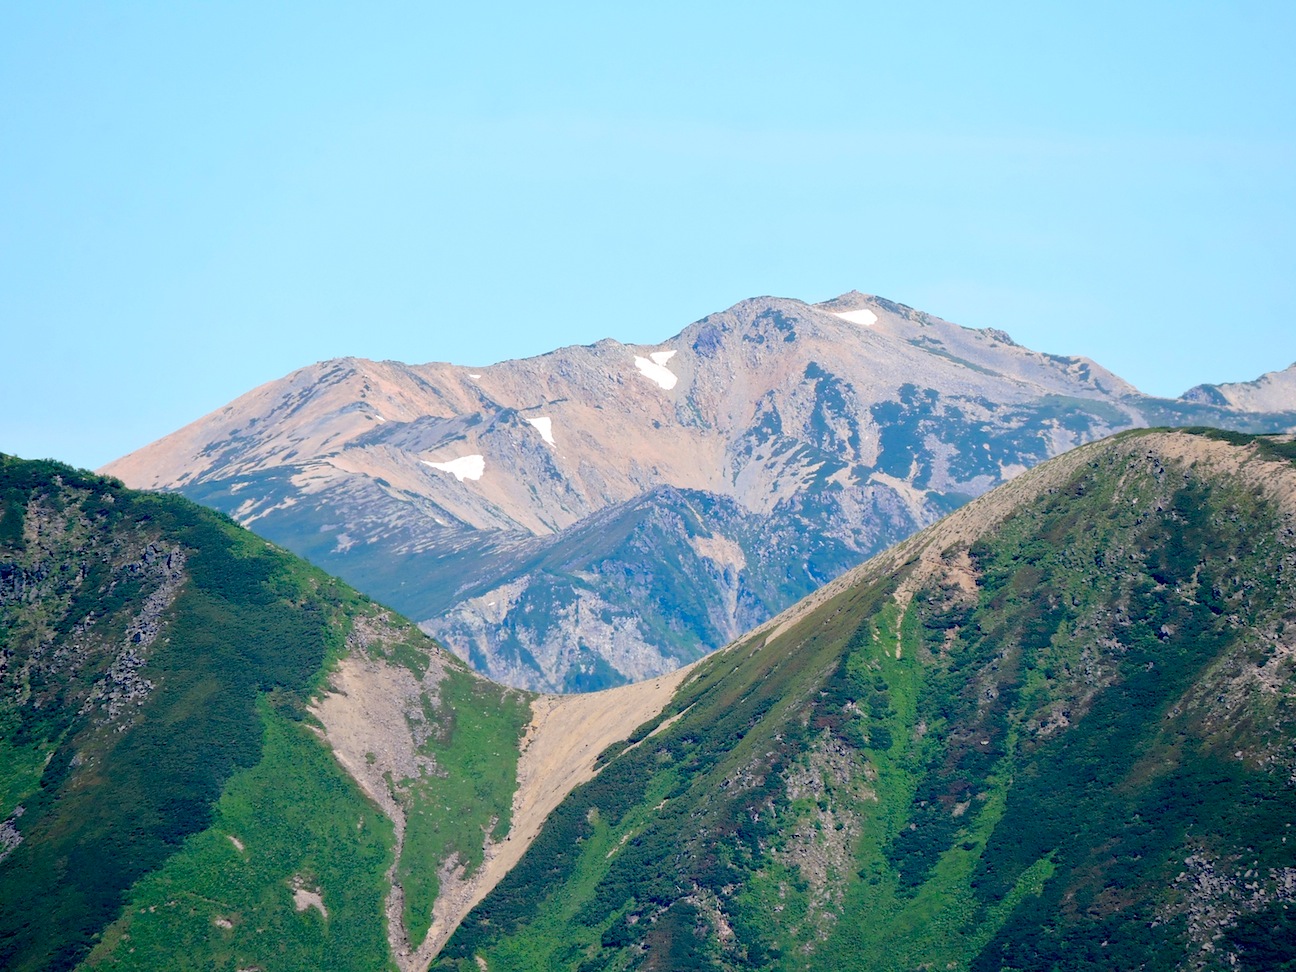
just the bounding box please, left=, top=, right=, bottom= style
left=7, top=428, right=1296, bottom=972
left=440, top=429, right=1296, bottom=971
left=0, top=456, right=530, bottom=972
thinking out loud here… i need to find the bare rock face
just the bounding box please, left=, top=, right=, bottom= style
left=102, top=293, right=1296, bottom=690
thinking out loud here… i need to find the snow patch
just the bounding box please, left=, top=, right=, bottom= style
left=422, top=455, right=485, bottom=481
left=526, top=416, right=555, bottom=445
left=833, top=308, right=879, bottom=327
left=634, top=352, right=678, bottom=390
left=468, top=373, right=482, bottom=379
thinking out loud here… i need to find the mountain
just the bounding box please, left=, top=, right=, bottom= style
left=1182, top=361, right=1296, bottom=412
left=101, top=294, right=1296, bottom=691
left=8, top=427, right=1296, bottom=970
left=438, top=427, right=1296, bottom=971
left=0, top=454, right=661, bottom=972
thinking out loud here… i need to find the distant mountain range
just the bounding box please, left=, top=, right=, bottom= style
left=9, top=428, right=1296, bottom=970
left=102, top=292, right=1296, bottom=690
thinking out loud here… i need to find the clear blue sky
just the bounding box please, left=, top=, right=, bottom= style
left=3, top=2, right=1293, bottom=470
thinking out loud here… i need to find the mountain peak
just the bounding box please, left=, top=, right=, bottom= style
left=100, top=291, right=1296, bottom=691
left=814, top=288, right=874, bottom=310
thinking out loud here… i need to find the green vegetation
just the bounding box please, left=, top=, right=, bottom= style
left=0, top=457, right=354, bottom=971
left=0, top=455, right=515, bottom=972
left=84, top=702, right=396, bottom=971
left=0, top=461, right=298, bottom=966
left=1185, top=425, right=1296, bottom=465
left=439, top=429, right=1296, bottom=970
left=8, top=427, right=1296, bottom=970
left=438, top=571, right=904, bottom=970
left=398, top=667, right=529, bottom=945
left=0, top=736, right=53, bottom=821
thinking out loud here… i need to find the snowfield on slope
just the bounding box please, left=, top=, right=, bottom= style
left=833, top=308, right=879, bottom=326
left=634, top=349, right=678, bottom=389
left=422, top=455, right=486, bottom=481
left=525, top=416, right=555, bottom=445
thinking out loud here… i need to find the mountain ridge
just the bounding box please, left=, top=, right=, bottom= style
left=101, top=292, right=1296, bottom=690
left=7, top=428, right=1296, bottom=969
left=439, top=427, right=1296, bottom=970
left=1182, top=360, right=1296, bottom=411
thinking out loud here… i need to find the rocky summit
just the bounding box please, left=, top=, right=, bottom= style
left=102, top=293, right=1296, bottom=690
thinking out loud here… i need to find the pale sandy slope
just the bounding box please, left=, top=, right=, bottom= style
left=314, top=645, right=694, bottom=972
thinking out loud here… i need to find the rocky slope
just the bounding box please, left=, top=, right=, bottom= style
left=102, top=293, right=1296, bottom=690
left=439, top=428, right=1296, bottom=971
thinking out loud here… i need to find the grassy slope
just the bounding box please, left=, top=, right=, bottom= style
left=0, top=456, right=391, bottom=971
left=0, top=456, right=528, bottom=972
left=440, top=430, right=1296, bottom=971
left=85, top=702, right=396, bottom=972
left=397, top=664, right=531, bottom=947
